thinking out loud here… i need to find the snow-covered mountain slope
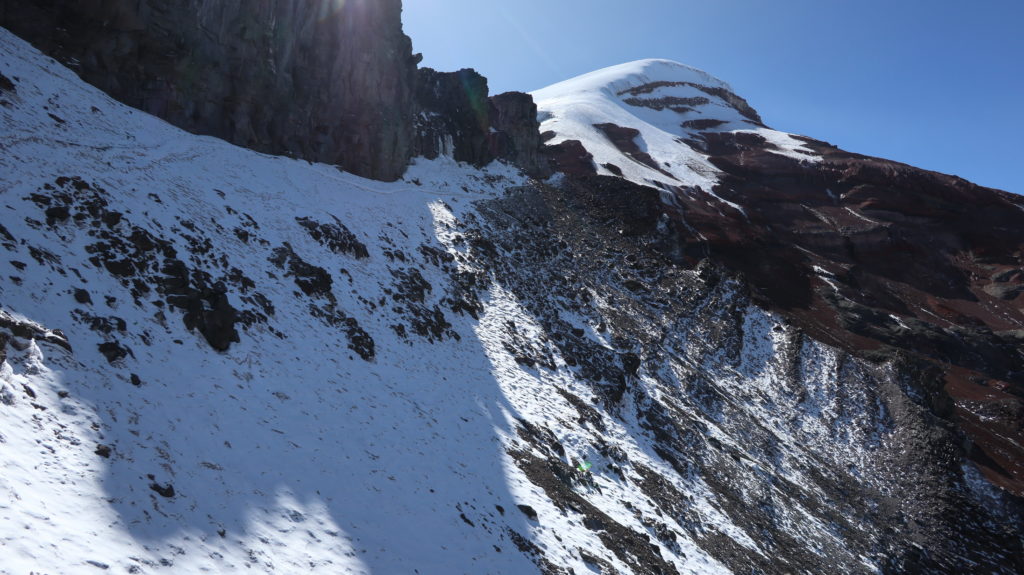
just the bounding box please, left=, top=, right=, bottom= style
left=532, top=59, right=816, bottom=191
left=1, top=28, right=1021, bottom=575
left=534, top=58, right=1024, bottom=503
left=0, top=29, right=546, bottom=575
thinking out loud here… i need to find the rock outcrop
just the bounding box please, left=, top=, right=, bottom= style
left=0, top=0, right=419, bottom=181
left=415, top=68, right=491, bottom=165
left=415, top=67, right=547, bottom=176
left=488, top=91, right=546, bottom=174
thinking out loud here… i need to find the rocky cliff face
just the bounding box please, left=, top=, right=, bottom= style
left=415, top=67, right=547, bottom=176
left=1, top=0, right=419, bottom=180
left=0, top=1, right=546, bottom=181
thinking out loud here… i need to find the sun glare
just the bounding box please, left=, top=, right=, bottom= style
left=317, top=0, right=365, bottom=21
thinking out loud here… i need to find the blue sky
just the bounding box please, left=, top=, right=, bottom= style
left=403, top=0, right=1023, bottom=193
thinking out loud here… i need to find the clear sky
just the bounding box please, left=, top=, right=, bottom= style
left=403, top=0, right=1023, bottom=194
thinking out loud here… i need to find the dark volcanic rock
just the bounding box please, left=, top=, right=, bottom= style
left=0, top=71, right=15, bottom=93
left=161, top=261, right=240, bottom=352
left=269, top=244, right=333, bottom=298
left=35, top=175, right=247, bottom=352
left=543, top=139, right=596, bottom=177
left=309, top=304, right=375, bottom=362
left=148, top=479, right=175, bottom=498
left=415, top=68, right=491, bottom=166
left=182, top=284, right=240, bottom=352
left=623, top=94, right=709, bottom=113
left=1, top=0, right=418, bottom=181
left=453, top=174, right=1023, bottom=574
left=516, top=504, right=538, bottom=521
left=489, top=91, right=549, bottom=176
left=296, top=216, right=369, bottom=259
left=414, top=68, right=547, bottom=175
left=44, top=204, right=70, bottom=224
left=73, top=288, right=92, bottom=305
left=682, top=118, right=727, bottom=131
left=593, top=123, right=673, bottom=177
left=0, top=312, right=72, bottom=361
left=618, top=79, right=763, bottom=124
left=97, top=341, right=131, bottom=364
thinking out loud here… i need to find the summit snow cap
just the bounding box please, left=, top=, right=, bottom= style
left=533, top=59, right=735, bottom=101
left=531, top=58, right=817, bottom=190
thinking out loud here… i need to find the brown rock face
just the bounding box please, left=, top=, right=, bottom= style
left=666, top=132, right=1024, bottom=494
left=592, top=123, right=672, bottom=177
left=1, top=0, right=418, bottom=181
left=543, top=117, right=1024, bottom=495
left=543, top=139, right=595, bottom=177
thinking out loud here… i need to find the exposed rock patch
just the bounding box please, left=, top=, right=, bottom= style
left=489, top=92, right=548, bottom=176
left=0, top=71, right=15, bottom=93
left=387, top=267, right=458, bottom=343
left=617, top=80, right=763, bottom=124
left=97, top=341, right=131, bottom=364
left=682, top=118, right=727, bottom=131
left=623, top=95, right=709, bottom=113
left=542, top=139, right=595, bottom=177
left=147, top=477, right=175, bottom=499
left=269, top=243, right=374, bottom=360
left=440, top=173, right=1024, bottom=573
left=0, top=311, right=72, bottom=360
left=296, top=217, right=369, bottom=259
left=26, top=176, right=246, bottom=351
left=72, top=288, right=92, bottom=304
left=269, top=243, right=334, bottom=299
left=667, top=131, right=1024, bottom=493
left=593, top=123, right=674, bottom=178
